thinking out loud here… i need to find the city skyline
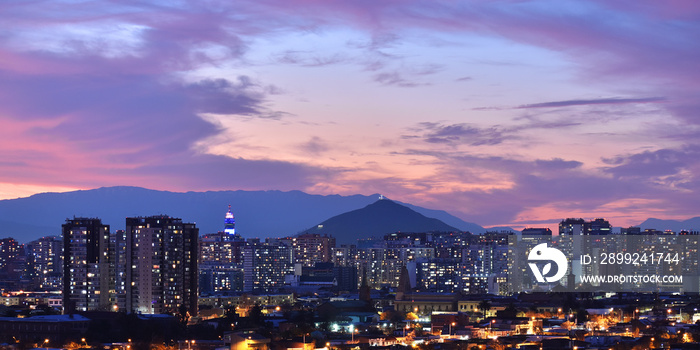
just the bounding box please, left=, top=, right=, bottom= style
left=1, top=1, right=699, bottom=232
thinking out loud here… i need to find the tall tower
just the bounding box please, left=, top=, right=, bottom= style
left=200, top=206, right=246, bottom=293
left=224, top=204, right=235, bottom=235
left=122, top=215, right=198, bottom=316
left=62, top=217, right=111, bottom=313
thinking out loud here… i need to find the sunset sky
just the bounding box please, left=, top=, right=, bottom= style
left=1, top=0, right=699, bottom=230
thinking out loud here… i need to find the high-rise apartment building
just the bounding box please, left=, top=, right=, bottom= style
left=461, top=242, right=508, bottom=294
left=521, top=228, right=553, bottom=236
left=0, top=238, right=21, bottom=273
left=416, top=258, right=461, bottom=293
left=112, top=229, right=127, bottom=311
left=243, top=239, right=293, bottom=293
left=559, top=218, right=612, bottom=235
left=26, top=236, right=63, bottom=290
left=357, top=247, right=434, bottom=289
left=0, top=237, right=25, bottom=290
left=559, top=218, right=586, bottom=235
left=122, top=216, right=198, bottom=316
left=331, top=244, right=357, bottom=267
left=588, top=218, right=612, bottom=235
left=282, top=233, right=336, bottom=267
left=62, top=217, right=111, bottom=313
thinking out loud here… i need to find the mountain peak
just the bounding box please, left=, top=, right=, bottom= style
left=304, top=199, right=459, bottom=244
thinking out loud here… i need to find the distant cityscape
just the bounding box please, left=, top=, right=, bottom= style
left=0, top=202, right=698, bottom=349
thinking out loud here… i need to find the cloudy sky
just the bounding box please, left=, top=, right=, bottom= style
left=1, top=0, right=698, bottom=230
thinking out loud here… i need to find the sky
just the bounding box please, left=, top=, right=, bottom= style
left=1, top=0, right=699, bottom=231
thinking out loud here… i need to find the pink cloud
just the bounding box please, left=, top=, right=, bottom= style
left=0, top=0, right=698, bottom=230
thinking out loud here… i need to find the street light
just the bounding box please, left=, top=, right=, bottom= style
left=43, top=339, right=49, bottom=350
left=449, top=322, right=456, bottom=336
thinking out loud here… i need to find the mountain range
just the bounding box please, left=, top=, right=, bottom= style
left=0, top=186, right=485, bottom=243
left=1, top=186, right=697, bottom=244
left=638, top=217, right=700, bottom=233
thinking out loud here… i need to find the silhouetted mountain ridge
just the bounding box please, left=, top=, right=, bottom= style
left=302, top=199, right=459, bottom=244
left=638, top=217, right=700, bottom=232
left=0, top=186, right=484, bottom=243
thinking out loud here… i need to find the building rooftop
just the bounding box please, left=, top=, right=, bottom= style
left=0, top=314, right=90, bottom=322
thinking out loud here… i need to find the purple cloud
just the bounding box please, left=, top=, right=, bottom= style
left=373, top=71, right=424, bottom=87
left=130, top=154, right=331, bottom=191
left=603, top=146, right=700, bottom=179
left=299, top=137, right=330, bottom=156
left=409, top=122, right=505, bottom=146
left=0, top=6, right=328, bottom=191
left=274, top=50, right=347, bottom=67
left=534, top=158, right=582, bottom=170
left=517, top=97, right=666, bottom=109
left=390, top=148, right=699, bottom=228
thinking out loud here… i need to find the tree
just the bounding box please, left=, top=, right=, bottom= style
left=177, top=304, right=190, bottom=325
left=248, top=304, right=264, bottom=327
left=478, top=300, right=491, bottom=316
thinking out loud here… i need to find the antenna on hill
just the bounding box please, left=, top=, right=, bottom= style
left=378, top=194, right=385, bottom=200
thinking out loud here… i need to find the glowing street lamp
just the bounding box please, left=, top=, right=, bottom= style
left=43, top=339, right=49, bottom=350
left=449, top=322, right=456, bottom=336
